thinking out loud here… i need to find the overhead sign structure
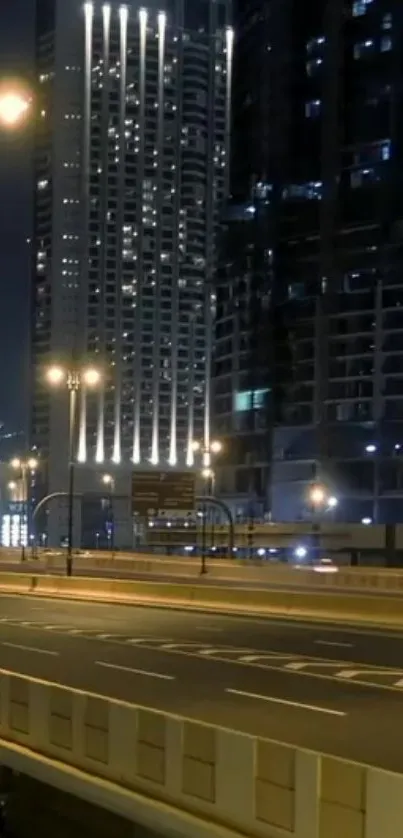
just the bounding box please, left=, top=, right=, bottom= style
left=132, top=470, right=196, bottom=515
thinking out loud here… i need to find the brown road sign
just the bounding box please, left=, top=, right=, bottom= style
left=132, top=470, right=195, bottom=514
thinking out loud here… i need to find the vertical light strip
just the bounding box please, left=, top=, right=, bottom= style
left=203, top=16, right=217, bottom=458
left=151, top=11, right=166, bottom=466
left=112, top=3, right=128, bottom=465
left=77, top=390, right=87, bottom=463
left=95, top=391, right=105, bottom=463
left=186, top=315, right=196, bottom=466
left=224, top=27, right=234, bottom=198
left=169, top=18, right=182, bottom=467
left=133, top=7, right=148, bottom=464
left=79, top=1, right=93, bottom=462
left=95, top=2, right=111, bottom=464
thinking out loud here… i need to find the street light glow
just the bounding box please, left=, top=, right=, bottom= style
left=0, top=91, right=29, bottom=126
left=82, top=367, right=101, bottom=387
left=202, top=467, right=214, bottom=479
left=102, top=474, right=113, bottom=486
left=309, top=485, right=326, bottom=506
left=327, top=496, right=338, bottom=509
left=46, top=365, right=66, bottom=386
left=210, top=440, right=223, bottom=454
left=10, top=458, right=21, bottom=470
left=366, top=444, right=377, bottom=454
left=8, top=481, right=17, bottom=491
left=27, top=458, right=38, bottom=471
left=191, top=440, right=201, bottom=452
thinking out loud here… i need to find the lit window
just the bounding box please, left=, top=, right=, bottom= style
left=382, top=13, right=392, bottom=29
left=352, top=0, right=373, bottom=16
left=234, top=389, right=270, bottom=412
left=381, top=35, right=392, bottom=52
left=305, top=99, right=321, bottom=118
left=381, top=141, right=391, bottom=161
left=354, top=40, right=374, bottom=59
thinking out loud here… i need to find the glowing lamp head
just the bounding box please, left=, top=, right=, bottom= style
left=309, top=485, right=326, bottom=506
left=0, top=91, right=29, bottom=127
left=46, top=365, right=65, bottom=386
left=210, top=440, right=223, bottom=454
left=192, top=440, right=201, bottom=452
left=27, top=458, right=38, bottom=471
left=202, top=467, right=214, bottom=480
left=328, top=496, right=338, bottom=509
left=82, top=367, right=101, bottom=387
left=10, top=458, right=21, bottom=470
left=102, top=474, right=113, bottom=486
left=8, top=481, right=17, bottom=491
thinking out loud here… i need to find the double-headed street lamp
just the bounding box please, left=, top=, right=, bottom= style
left=9, top=457, right=38, bottom=560
left=192, top=439, right=223, bottom=574
left=46, top=365, right=102, bottom=576
left=101, top=474, right=115, bottom=558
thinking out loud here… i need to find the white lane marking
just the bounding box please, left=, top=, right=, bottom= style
left=1, top=641, right=58, bottom=657
left=239, top=654, right=295, bottom=663
left=315, top=640, right=353, bottom=649
left=238, top=654, right=261, bottom=663
left=96, top=634, right=114, bottom=640
left=394, top=679, right=403, bottom=688
left=96, top=661, right=175, bottom=680
left=284, top=662, right=307, bottom=671
left=337, top=668, right=403, bottom=680
left=226, top=688, right=346, bottom=717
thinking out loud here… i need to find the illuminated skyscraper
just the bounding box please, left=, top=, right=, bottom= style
left=31, top=0, right=232, bottom=532
left=214, top=0, right=403, bottom=524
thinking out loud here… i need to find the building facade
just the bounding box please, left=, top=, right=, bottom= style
left=214, top=0, right=403, bottom=524
left=31, top=0, right=232, bottom=543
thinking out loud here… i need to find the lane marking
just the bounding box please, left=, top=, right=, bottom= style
left=226, top=688, right=346, bottom=717
left=0, top=641, right=58, bottom=657
left=96, top=661, right=175, bottom=680
left=338, top=670, right=361, bottom=679
left=315, top=640, right=353, bottom=649
left=337, top=668, right=403, bottom=680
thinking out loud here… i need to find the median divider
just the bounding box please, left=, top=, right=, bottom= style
left=0, top=571, right=403, bottom=627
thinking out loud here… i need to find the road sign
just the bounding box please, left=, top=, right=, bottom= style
left=132, top=470, right=196, bottom=514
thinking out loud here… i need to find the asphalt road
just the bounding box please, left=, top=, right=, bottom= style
left=0, top=595, right=402, bottom=771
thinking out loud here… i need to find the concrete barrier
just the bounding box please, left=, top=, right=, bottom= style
left=40, top=551, right=403, bottom=595
left=1, top=571, right=403, bottom=628
left=0, top=667, right=400, bottom=837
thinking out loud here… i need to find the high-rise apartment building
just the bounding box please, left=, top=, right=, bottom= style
left=214, top=0, right=403, bottom=523
left=31, top=0, right=232, bottom=539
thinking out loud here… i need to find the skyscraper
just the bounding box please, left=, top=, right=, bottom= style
left=214, top=0, right=403, bottom=524
left=31, top=0, right=232, bottom=539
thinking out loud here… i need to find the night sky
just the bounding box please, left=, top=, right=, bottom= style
left=0, top=0, right=34, bottom=435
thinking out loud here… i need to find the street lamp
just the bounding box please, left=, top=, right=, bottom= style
left=102, top=474, right=115, bottom=558
left=193, top=439, right=223, bottom=574
left=46, top=364, right=102, bottom=576
left=10, top=456, right=38, bottom=560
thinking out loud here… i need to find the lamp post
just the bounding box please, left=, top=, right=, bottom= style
left=308, top=484, right=338, bottom=562
left=10, top=457, right=38, bottom=560
left=46, top=364, right=101, bottom=576
left=102, top=474, right=115, bottom=558
left=192, top=440, right=222, bottom=574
